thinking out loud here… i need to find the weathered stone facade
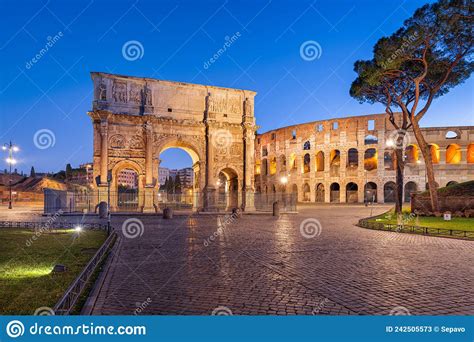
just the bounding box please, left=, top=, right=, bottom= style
left=255, top=114, right=474, bottom=203
left=88, top=72, right=257, bottom=212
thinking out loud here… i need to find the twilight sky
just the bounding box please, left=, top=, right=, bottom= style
left=1, top=0, right=472, bottom=172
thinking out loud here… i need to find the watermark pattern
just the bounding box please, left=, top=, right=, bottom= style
left=389, top=306, right=411, bottom=316
left=25, top=31, right=64, bottom=70
left=6, top=320, right=25, bottom=338
left=203, top=32, right=241, bottom=70
left=387, top=128, right=411, bottom=150
left=300, top=40, right=322, bottom=61
left=211, top=129, right=233, bottom=149
left=34, top=306, right=55, bottom=316
left=299, top=218, right=322, bottom=238
left=203, top=209, right=240, bottom=247
left=380, top=31, right=420, bottom=69
left=211, top=306, right=233, bottom=316
left=33, top=129, right=56, bottom=150
left=312, top=298, right=329, bottom=315
left=133, top=298, right=152, bottom=315
left=122, top=40, right=144, bottom=61
left=122, top=218, right=145, bottom=239
left=25, top=209, right=63, bottom=247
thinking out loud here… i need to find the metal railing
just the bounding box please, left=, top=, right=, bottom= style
left=358, top=218, right=474, bottom=240
left=0, top=221, right=108, bottom=230
left=54, top=231, right=118, bottom=315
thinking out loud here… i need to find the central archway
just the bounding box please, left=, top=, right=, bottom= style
left=217, top=167, right=240, bottom=210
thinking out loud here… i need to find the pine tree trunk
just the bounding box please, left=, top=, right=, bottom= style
left=394, top=148, right=404, bottom=214
left=411, top=121, right=440, bottom=213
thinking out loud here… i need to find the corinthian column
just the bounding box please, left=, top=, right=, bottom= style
left=99, top=120, right=108, bottom=185
left=145, top=121, right=153, bottom=186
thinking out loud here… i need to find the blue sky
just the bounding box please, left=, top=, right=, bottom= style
left=1, top=0, right=472, bottom=172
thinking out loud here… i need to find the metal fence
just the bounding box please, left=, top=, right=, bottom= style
left=54, top=231, right=117, bottom=315
left=358, top=218, right=474, bottom=240
left=43, top=189, right=297, bottom=213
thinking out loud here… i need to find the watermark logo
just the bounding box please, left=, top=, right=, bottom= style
left=33, top=129, right=56, bottom=150
left=203, top=32, right=241, bottom=69
left=299, top=218, right=322, bottom=238
left=387, top=129, right=411, bottom=150
left=122, top=218, right=145, bottom=239
left=6, top=320, right=25, bottom=338
left=122, top=40, right=144, bottom=61
left=34, top=306, right=55, bottom=316
left=300, top=40, right=322, bottom=61
left=134, top=297, right=152, bottom=315
left=25, top=31, right=63, bottom=70
left=211, top=129, right=233, bottom=149
left=211, top=306, right=233, bottom=316
left=389, top=306, right=411, bottom=316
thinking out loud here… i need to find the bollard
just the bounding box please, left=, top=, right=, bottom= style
left=232, top=207, right=241, bottom=218
left=163, top=207, right=173, bottom=219
left=98, top=201, right=108, bottom=219
left=272, top=201, right=280, bottom=217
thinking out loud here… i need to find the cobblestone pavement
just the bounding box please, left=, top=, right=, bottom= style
left=84, top=204, right=474, bottom=316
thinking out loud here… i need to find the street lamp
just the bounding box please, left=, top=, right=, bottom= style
left=3, top=141, right=19, bottom=209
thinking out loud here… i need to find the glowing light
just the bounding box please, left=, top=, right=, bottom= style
left=280, top=176, right=288, bottom=184
left=6, top=158, right=17, bottom=165
left=386, top=139, right=394, bottom=147
left=1, top=146, right=6, bottom=150
left=74, top=225, right=82, bottom=232
left=12, top=146, right=19, bottom=152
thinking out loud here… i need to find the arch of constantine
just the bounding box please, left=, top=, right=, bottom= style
left=88, top=72, right=257, bottom=212
left=255, top=114, right=474, bottom=204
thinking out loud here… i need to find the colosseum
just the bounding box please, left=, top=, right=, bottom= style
left=254, top=113, right=474, bottom=204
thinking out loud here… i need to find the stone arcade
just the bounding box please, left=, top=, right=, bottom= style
left=88, top=72, right=257, bottom=212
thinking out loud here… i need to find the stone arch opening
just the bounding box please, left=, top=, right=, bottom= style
left=330, top=182, right=340, bottom=203
left=289, top=153, right=297, bottom=171
left=404, top=181, right=418, bottom=203
left=217, top=167, right=239, bottom=210
left=384, top=150, right=394, bottom=170
left=404, top=144, right=419, bottom=164
left=303, top=183, right=310, bottom=201
left=446, top=144, right=461, bottom=164
left=303, top=153, right=311, bottom=173
left=315, top=183, right=325, bottom=202
left=364, top=148, right=377, bottom=171
left=316, top=151, right=324, bottom=172
left=346, top=182, right=358, bottom=203
left=347, top=148, right=358, bottom=169
left=429, top=144, right=440, bottom=164
left=364, top=182, right=377, bottom=203
left=291, top=184, right=298, bottom=201
left=384, top=181, right=396, bottom=203
left=111, top=160, right=144, bottom=211
left=279, top=155, right=286, bottom=172
left=468, top=143, right=474, bottom=163
left=269, top=156, right=277, bottom=175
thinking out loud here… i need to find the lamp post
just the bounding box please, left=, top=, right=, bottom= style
left=3, top=141, right=19, bottom=209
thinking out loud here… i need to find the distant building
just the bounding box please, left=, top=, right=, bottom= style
left=158, top=167, right=169, bottom=185
left=69, top=163, right=94, bottom=185
left=178, top=168, right=194, bottom=189
left=169, top=169, right=178, bottom=180
left=117, top=169, right=138, bottom=189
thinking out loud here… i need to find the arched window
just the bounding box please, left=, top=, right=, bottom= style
left=279, top=155, right=287, bottom=171
left=303, top=183, right=310, bottom=201
left=364, top=148, right=377, bottom=171
left=303, top=153, right=311, bottom=173
left=467, top=143, right=474, bottom=163
left=330, top=150, right=340, bottom=167
left=346, top=182, right=358, bottom=203
left=316, top=151, right=325, bottom=172
left=446, top=144, right=461, bottom=164
left=330, top=183, right=340, bottom=203
left=384, top=181, right=396, bottom=203
left=347, top=148, right=358, bottom=169
left=315, top=183, right=325, bottom=202
left=364, top=182, right=377, bottom=203
left=303, top=141, right=311, bottom=150
left=289, top=153, right=297, bottom=170
left=255, top=160, right=261, bottom=175
left=262, top=159, right=268, bottom=175
left=404, top=144, right=419, bottom=163
left=404, top=182, right=418, bottom=203
left=364, top=134, right=378, bottom=145
left=445, top=130, right=459, bottom=139
left=429, top=144, right=440, bottom=164
left=269, top=157, right=277, bottom=175
left=384, top=151, right=394, bottom=170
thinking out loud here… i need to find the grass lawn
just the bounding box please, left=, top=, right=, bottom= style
left=0, top=228, right=107, bottom=315
left=369, top=210, right=474, bottom=232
